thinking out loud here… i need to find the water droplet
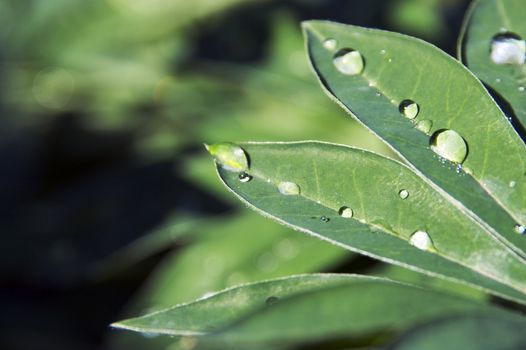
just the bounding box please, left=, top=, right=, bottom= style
left=380, top=49, right=386, bottom=55
left=514, top=224, right=525, bottom=234
left=333, top=48, right=364, bottom=75
left=266, top=296, right=279, bottom=306
left=338, top=206, right=354, bottom=218
left=509, top=180, right=517, bottom=188
left=278, top=181, right=300, bottom=195
left=429, top=129, right=468, bottom=164
left=409, top=230, right=434, bottom=251
left=399, top=100, right=419, bottom=119
left=398, top=189, right=409, bottom=199
left=320, top=216, right=330, bottom=222
left=490, top=33, right=526, bottom=65
left=415, top=119, right=433, bottom=134
left=388, top=58, right=393, bottom=63
left=205, top=142, right=249, bottom=172
left=323, top=38, right=337, bottom=50
left=495, top=78, right=502, bottom=83
left=238, top=172, right=252, bottom=183
left=368, top=82, right=375, bottom=87
left=375, top=92, right=382, bottom=97
left=519, top=86, right=525, bottom=92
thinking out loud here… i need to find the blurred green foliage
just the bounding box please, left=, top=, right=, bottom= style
left=0, top=0, right=472, bottom=349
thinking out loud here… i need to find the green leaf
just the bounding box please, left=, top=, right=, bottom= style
left=131, top=212, right=348, bottom=310
left=112, top=274, right=507, bottom=348
left=459, top=0, right=526, bottom=127
left=303, top=20, right=526, bottom=259
left=212, top=141, right=526, bottom=303
left=390, top=312, right=526, bottom=350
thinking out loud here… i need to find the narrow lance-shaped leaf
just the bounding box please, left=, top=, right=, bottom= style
left=112, top=274, right=505, bottom=348
left=211, top=142, right=526, bottom=304
left=303, top=20, right=526, bottom=258
left=459, top=0, right=526, bottom=129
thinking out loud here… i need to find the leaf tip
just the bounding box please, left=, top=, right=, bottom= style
left=205, top=142, right=249, bottom=172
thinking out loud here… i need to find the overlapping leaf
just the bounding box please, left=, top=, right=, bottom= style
left=459, top=0, right=526, bottom=129
left=303, top=20, right=526, bottom=258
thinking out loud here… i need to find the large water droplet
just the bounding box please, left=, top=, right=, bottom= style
left=490, top=33, right=525, bottom=65
left=515, top=224, right=525, bottom=234
left=323, top=38, right=337, bottom=50
left=409, top=230, right=434, bottom=251
left=205, top=142, right=249, bottom=172
left=398, top=189, right=409, bottom=199
left=430, top=129, right=468, bottom=164
left=399, top=100, right=419, bottom=119
left=320, top=216, right=330, bottom=223
left=415, top=119, right=433, bottom=134
left=338, top=206, right=354, bottom=218
left=333, top=48, right=364, bottom=75
left=238, top=172, right=252, bottom=183
left=278, top=181, right=300, bottom=195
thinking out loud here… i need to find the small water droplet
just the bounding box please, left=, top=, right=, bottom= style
left=375, top=92, right=382, bottom=97
left=409, top=230, right=434, bottom=251
left=323, top=38, right=337, bottom=50
left=399, top=100, right=419, bottom=119
left=205, top=142, right=249, bottom=172
left=266, top=296, right=279, bottom=306
left=509, top=180, right=517, bottom=188
left=514, top=224, right=525, bottom=234
left=495, top=78, right=502, bottom=83
left=388, top=58, right=393, bottom=63
left=490, top=32, right=526, bottom=65
left=278, top=181, right=300, bottom=195
left=320, top=216, right=330, bottom=222
left=338, top=206, right=354, bottom=218
left=380, top=49, right=386, bottom=55
left=333, top=48, right=364, bottom=75
left=519, top=86, right=525, bottom=92
left=398, top=189, right=409, bottom=199
left=238, top=172, right=252, bottom=183
left=430, top=129, right=468, bottom=164
left=415, top=119, right=433, bottom=134
left=368, top=82, right=375, bottom=87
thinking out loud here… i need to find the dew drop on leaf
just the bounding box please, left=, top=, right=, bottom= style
left=398, top=189, right=409, bottom=199
left=338, top=206, right=354, bottom=218
left=430, top=129, right=468, bottom=164
left=333, top=48, right=364, bottom=75
left=320, top=216, right=330, bottom=223
left=399, top=100, right=419, bottom=119
left=323, top=38, right=337, bottom=50
left=409, top=230, right=435, bottom=251
left=266, top=296, right=279, bottom=306
left=514, top=224, right=525, bottom=234
left=205, top=142, right=249, bottom=172
left=519, top=86, right=525, bottom=92
left=509, top=180, right=516, bottom=188
left=415, top=119, right=433, bottom=134
left=490, top=33, right=525, bottom=65
left=278, top=181, right=300, bottom=195
left=238, top=172, right=252, bottom=183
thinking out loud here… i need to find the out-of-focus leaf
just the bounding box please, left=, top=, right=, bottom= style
left=459, top=0, right=526, bottom=128
left=132, top=212, right=348, bottom=311
left=389, top=312, right=526, bottom=350
left=214, top=141, right=526, bottom=303
left=303, top=20, right=526, bottom=258
left=112, top=274, right=504, bottom=349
